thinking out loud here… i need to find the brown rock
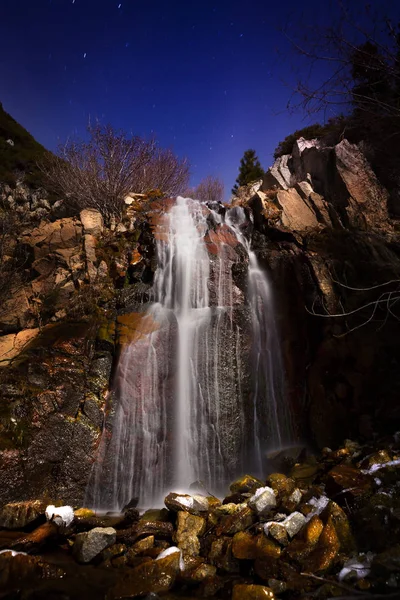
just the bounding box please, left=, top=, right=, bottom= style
left=276, top=188, right=319, bottom=231
left=326, top=464, right=372, bottom=499
left=0, top=329, right=40, bottom=367
left=232, top=584, right=275, bottom=599
left=232, top=531, right=258, bottom=559
left=216, top=506, right=254, bottom=535
left=230, top=474, right=264, bottom=494
left=209, top=536, right=240, bottom=573
left=174, top=511, right=205, bottom=557
left=302, top=516, right=340, bottom=573
left=0, top=499, right=46, bottom=529
left=106, top=551, right=180, bottom=599
left=266, top=473, right=296, bottom=498
left=80, top=209, right=104, bottom=237
left=321, top=501, right=355, bottom=553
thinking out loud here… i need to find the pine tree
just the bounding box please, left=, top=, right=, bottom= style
left=232, top=149, right=265, bottom=195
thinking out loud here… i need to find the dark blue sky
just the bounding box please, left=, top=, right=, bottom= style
left=0, top=0, right=396, bottom=198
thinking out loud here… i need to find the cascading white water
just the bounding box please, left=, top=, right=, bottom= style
left=226, top=207, right=293, bottom=472
left=85, top=197, right=291, bottom=511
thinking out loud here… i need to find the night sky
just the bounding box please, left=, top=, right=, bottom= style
left=0, top=0, right=397, bottom=198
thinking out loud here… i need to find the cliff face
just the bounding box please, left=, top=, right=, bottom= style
left=0, top=138, right=399, bottom=506
left=239, top=137, right=400, bottom=449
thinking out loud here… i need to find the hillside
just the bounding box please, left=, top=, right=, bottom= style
left=0, top=102, right=48, bottom=189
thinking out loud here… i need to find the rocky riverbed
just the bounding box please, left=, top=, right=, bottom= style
left=1, top=436, right=400, bottom=600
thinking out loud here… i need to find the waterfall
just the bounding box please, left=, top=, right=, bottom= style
left=85, top=197, right=291, bottom=511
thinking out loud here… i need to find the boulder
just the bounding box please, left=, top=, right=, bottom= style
left=0, top=500, right=46, bottom=529
left=230, top=474, right=264, bottom=494
left=276, top=188, right=319, bottom=231
left=175, top=511, right=206, bottom=557
left=73, top=526, right=116, bottom=563
left=0, top=329, right=39, bottom=366
left=80, top=209, right=104, bottom=237
left=164, top=492, right=209, bottom=514
left=248, top=486, right=277, bottom=515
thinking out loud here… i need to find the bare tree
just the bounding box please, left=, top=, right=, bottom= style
left=283, top=2, right=400, bottom=120
left=191, top=175, right=225, bottom=202
left=41, top=124, right=190, bottom=221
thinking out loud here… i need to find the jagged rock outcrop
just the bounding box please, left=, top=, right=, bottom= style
left=237, top=136, right=400, bottom=449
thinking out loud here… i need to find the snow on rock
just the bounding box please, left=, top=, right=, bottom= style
left=0, top=549, right=27, bottom=557
left=249, top=486, right=276, bottom=515
left=362, top=458, right=400, bottom=474
left=156, top=546, right=185, bottom=571
left=264, top=511, right=306, bottom=540
left=45, top=505, right=74, bottom=527
left=338, top=553, right=374, bottom=581
left=305, top=495, right=330, bottom=521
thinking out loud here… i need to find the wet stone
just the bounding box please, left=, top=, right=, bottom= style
left=321, top=501, right=355, bottom=553
left=106, top=551, right=180, bottom=599
left=326, top=464, right=372, bottom=499
left=209, top=536, right=240, bottom=573
left=283, top=511, right=306, bottom=538
left=232, top=583, right=275, bottom=599
left=301, top=516, right=340, bottom=573
left=0, top=500, right=47, bottom=529
left=265, top=522, right=289, bottom=546
left=230, top=474, right=264, bottom=494
left=73, top=526, right=117, bottom=563
left=128, top=535, right=154, bottom=556
left=248, top=486, right=277, bottom=515
left=267, top=473, right=296, bottom=498
left=216, top=505, right=254, bottom=535
left=175, top=511, right=205, bottom=557
left=232, top=531, right=258, bottom=559
left=164, top=492, right=209, bottom=514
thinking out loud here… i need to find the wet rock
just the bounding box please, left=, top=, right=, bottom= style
left=282, top=511, right=307, bottom=538
left=180, top=556, right=217, bottom=583
left=256, top=535, right=282, bottom=560
left=232, top=531, right=258, bottom=559
left=289, top=462, right=320, bottom=486
left=101, top=543, right=127, bottom=562
left=230, top=474, right=264, bottom=494
left=126, top=536, right=154, bottom=562
left=0, top=551, right=65, bottom=589
left=209, top=536, right=240, bottom=573
left=268, top=579, right=287, bottom=595
left=0, top=500, right=46, bottom=529
left=265, top=522, right=289, bottom=546
left=216, top=505, right=254, bottom=535
left=321, top=501, right=355, bottom=553
left=372, top=545, right=400, bottom=575
left=117, top=520, right=174, bottom=545
left=301, top=516, right=340, bottom=572
left=73, top=526, right=116, bottom=563
left=248, top=486, right=277, bottom=515
left=281, top=488, right=302, bottom=512
left=174, top=511, right=205, bottom=557
left=106, top=551, right=180, bottom=599
left=232, top=584, right=275, bottom=599
left=325, top=464, right=372, bottom=499
left=140, top=508, right=170, bottom=522
left=164, top=492, right=209, bottom=514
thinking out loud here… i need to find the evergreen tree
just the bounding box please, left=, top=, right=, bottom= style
left=232, top=149, right=264, bottom=195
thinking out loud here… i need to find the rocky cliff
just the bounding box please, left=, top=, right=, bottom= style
left=0, top=138, right=399, bottom=506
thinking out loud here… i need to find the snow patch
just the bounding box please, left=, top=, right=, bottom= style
left=305, top=495, right=329, bottom=521
left=45, top=505, right=74, bottom=527
left=362, top=458, right=400, bottom=474
left=338, top=553, right=374, bottom=581
left=175, top=495, right=194, bottom=509
left=0, top=549, right=27, bottom=557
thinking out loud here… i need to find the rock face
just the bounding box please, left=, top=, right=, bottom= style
left=0, top=134, right=399, bottom=507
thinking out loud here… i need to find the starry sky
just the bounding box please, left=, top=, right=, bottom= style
left=0, top=0, right=397, bottom=198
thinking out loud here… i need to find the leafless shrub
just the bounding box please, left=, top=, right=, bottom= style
left=41, top=124, right=190, bottom=221
left=189, top=175, right=225, bottom=202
